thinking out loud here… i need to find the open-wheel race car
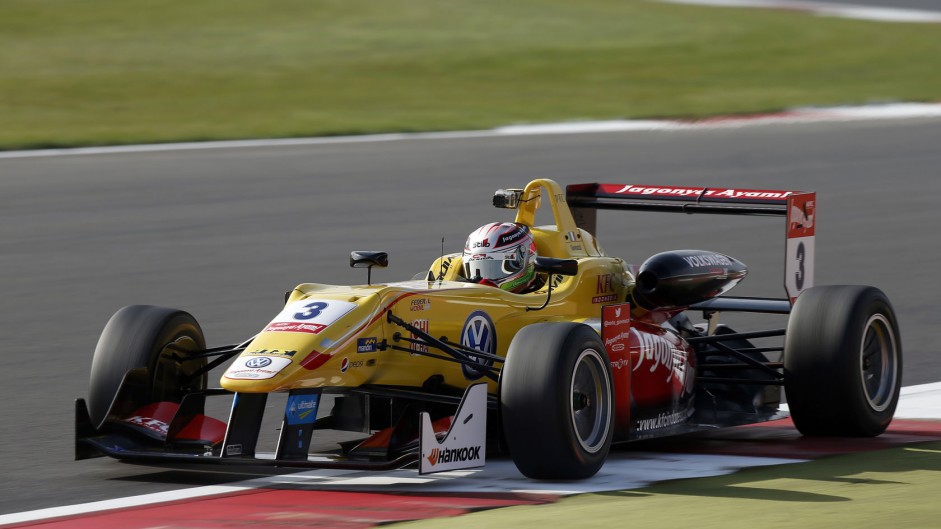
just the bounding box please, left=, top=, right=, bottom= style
left=76, top=179, right=902, bottom=479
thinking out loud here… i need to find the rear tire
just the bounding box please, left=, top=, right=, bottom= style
left=87, top=305, right=207, bottom=429
left=784, top=286, right=901, bottom=436
left=500, top=322, right=613, bottom=479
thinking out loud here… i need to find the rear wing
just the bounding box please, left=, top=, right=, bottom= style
left=566, top=184, right=816, bottom=304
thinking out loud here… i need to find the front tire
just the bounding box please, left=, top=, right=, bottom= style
left=784, top=285, right=902, bottom=436
left=500, top=322, right=613, bottom=479
left=87, top=305, right=207, bottom=429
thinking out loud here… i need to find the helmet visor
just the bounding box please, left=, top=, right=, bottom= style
left=464, top=254, right=521, bottom=281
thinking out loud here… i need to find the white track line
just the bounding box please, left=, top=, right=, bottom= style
left=1, top=103, right=941, bottom=160
left=659, top=0, right=941, bottom=23
left=2, top=381, right=940, bottom=526
left=0, top=485, right=254, bottom=526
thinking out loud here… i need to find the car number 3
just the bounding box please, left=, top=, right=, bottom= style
left=294, top=301, right=329, bottom=320
left=794, top=242, right=805, bottom=291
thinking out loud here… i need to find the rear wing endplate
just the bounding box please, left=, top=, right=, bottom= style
left=566, top=184, right=816, bottom=304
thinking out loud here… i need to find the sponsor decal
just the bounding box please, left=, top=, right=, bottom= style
left=124, top=416, right=170, bottom=435
left=682, top=253, right=733, bottom=268
left=594, top=272, right=620, bottom=304
left=356, top=337, right=378, bottom=353
left=247, top=348, right=297, bottom=357
left=634, top=408, right=695, bottom=432
left=264, top=321, right=328, bottom=334
left=426, top=446, right=482, bottom=467
left=460, top=311, right=496, bottom=380
left=602, top=303, right=631, bottom=360
left=338, top=357, right=365, bottom=372
left=789, top=200, right=815, bottom=235
left=225, top=444, right=242, bottom=456
left=471, top=239, right=490, bottom=249
left=602, top=306, right=630, bottom=328
left=610, top=358, right=630, bottom=370
left=245, top=357, right=272, bottom=369
left=263, top=299, right=357, bottom=334
left=605, top=332, right=631, bottom=350
left=611, top=185, right=792, bottom=200
left=434, top=256, right=453, bottom=280
left=496, top=227, right=527, bottom=247
left=605, top=334, right=630, bottom=353
left=410, top=319, right=429, bottom=355
left=286, top=394, right=320, bottom=425
left=224, top=356, right=292, bottom=380
left=366, top=358, right=377, bottom=367
left=410, top=298, right=432, bottom=312
left=632, top=330, right=689, bottom=387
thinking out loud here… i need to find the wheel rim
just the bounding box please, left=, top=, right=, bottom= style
left=859, top=314, right=898, bottom=412
left=153, top=335, right=204, bottom=402
left=569, top=348, right=612, bottom=454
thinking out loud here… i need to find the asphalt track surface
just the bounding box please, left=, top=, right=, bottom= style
left=2, top=117, right=941, bottom=515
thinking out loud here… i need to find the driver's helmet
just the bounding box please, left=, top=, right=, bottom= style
left=462, top=222, right=537, bottom=293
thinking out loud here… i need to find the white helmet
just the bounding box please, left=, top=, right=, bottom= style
left=463, top=222, right=537, bottom=293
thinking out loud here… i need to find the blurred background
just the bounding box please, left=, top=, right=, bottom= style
left=1, top=0, right=939, bottom=150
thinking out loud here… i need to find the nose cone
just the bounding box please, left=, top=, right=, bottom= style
left=220, top=298, right=361, bottom=392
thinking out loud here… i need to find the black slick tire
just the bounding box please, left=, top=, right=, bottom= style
left=87, top=305, right=207, bottom=429
left=784, top=285, right=902, bottom=436
left=500, top=322, right=614, bottom=479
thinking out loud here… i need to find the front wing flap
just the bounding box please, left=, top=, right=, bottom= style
left=76, top=383, right=489, bottom=472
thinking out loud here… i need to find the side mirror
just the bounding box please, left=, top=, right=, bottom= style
left=350, top=251, right=388, bottom=285
left=534, top=256, right=578, bottom=276
left=527, top=257, right=578, bottom=312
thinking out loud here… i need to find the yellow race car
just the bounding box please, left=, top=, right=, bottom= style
left=76, top=178, right=902, bottom=479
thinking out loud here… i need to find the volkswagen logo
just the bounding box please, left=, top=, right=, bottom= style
left=245, top=357, right=272, bottom=369
left=460, top=310, right=496, bottom=380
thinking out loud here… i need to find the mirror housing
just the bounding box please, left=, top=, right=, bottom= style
left=350, top=251, right=389, bottom=269
left=350, top=251, right=388, bottom=285
left=534, top=256, right=578, bottom=276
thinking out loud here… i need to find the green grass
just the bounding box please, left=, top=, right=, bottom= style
left=394, top=442, right=941, bottom=529
left=1, top=0, right=939, bottom=149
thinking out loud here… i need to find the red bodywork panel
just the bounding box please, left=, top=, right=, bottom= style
left=603, top=303, right=697, bottom=441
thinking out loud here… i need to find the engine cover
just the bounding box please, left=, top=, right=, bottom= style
left=632, top=250, right=747, bottom=310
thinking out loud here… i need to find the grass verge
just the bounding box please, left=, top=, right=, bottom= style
left=1, top=0, right=939, bottom=149
left=394, top=441, right=941, bottom=529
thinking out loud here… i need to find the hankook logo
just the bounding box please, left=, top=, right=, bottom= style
left=460, top=311, right=496, bottom=380
left=426, top=446, right=482, bottom=466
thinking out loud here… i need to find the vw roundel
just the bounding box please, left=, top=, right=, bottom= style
left=245, top=357, right=272, bottom=369
left=460, top=310, right=496, bottom=380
